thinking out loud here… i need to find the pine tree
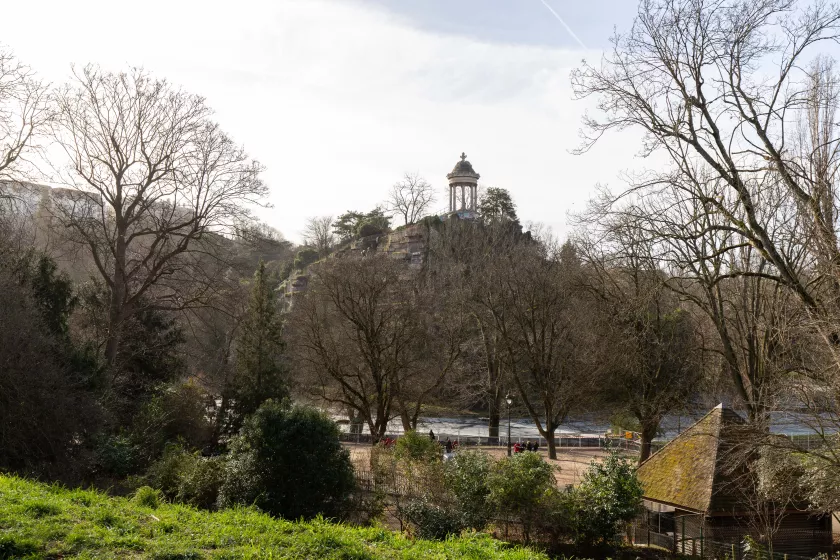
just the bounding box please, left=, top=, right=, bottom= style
left=231, top=260, right=288, bottom=430
left=478, top=187, right=519, bottom=226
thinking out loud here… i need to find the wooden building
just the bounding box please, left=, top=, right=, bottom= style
left=635, top=404, right=832, bottom=557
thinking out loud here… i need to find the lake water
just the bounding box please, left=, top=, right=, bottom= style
left=341, top=410, right=831, bottom=440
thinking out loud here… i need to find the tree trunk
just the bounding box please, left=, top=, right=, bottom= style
left=104, top=289, right=125, bottom=370
left=399, top=407, right=412, bottom=432
left=105, top=231, right=128, bottom=370
left=479, top=317, right=503, bottom=440
left=639, top=421, right=658, bottom=464
left=488, top=390, right=501, bottom=438
left=370, top=411, right=389, bottom=445
left=546, top=430, right=557, bottom=460
left=488, top=408, right=500, bottom=438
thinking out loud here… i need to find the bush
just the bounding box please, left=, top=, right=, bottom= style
left=135, top=382, right=215, bottom=458
left=398, top=450, right=493, bottom=539
left=95, top=434, right=142, bottom=478
left=293, top=248, right=319, bottom=270
left=419, top=215, right=443, bottom=230
left=176, top=455, right=226, bottom=510
left=394, top=430, right=440, bottom=463
left=132, top=486, right=162, bottom=509
left=533, top=486, right=578, bottom=546
left=444, top=450, right=491, bottom=530
left=218, top=400, right=355, bottom=520
left=487, top=452, right=556, bottom=542
left=0, top=267, right=97, bottom=473
left=144, top=444, right=226, bottom=510
left=571, top=450, right=643, bottom=546
left=402, top=498, right=465, bottom=540
left=357, top=222, right=385, bottom=238
left=144, top=444, right=194, bottom=499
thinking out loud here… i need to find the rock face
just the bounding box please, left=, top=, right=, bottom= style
left=323, top=221, right=433, bottom=266
left=281, top=222, right=436, bottom=304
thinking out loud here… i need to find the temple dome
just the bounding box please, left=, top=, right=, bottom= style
left=447, top=152, right=480, bottom=180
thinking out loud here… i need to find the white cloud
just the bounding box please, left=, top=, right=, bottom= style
left=1, top=0, right=646, bottom=242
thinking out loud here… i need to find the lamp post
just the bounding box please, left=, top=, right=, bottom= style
left=505, top=393, right=513, bottom=457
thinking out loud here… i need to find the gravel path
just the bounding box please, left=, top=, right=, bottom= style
left=344, top=443, right=635, bottom=488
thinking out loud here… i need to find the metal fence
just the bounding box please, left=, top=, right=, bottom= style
left=629, top=514, right=833, bottom=559
left=340, top=431, right=641, bottom=451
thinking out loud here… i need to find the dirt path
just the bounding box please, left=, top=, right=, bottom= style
left=344, top=443, right=634, bottom=488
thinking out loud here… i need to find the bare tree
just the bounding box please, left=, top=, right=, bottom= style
left=49, top=66, right=267, bottom=370
left=571, top=0, right=840, bottom=508
left=578, top=183, right=806, bottom=423
left=386, top=172, right=436, bottom=226
left=0, top=48, right=51, bottom=250
left=572, top=0, right=840, bottom=331
left=428, top=219, right=522, bottom=439
left=576, top=217, right=704, bottom=462
left=287, top=254, right=463, bottom=442
left=302, top=215, right=335, bottom=257
left=0, top=47, right=50, bottom=185
left=477, top=235, right=597, bottom=459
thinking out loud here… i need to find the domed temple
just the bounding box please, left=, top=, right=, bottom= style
left=446, top=152, right=480, bottom=219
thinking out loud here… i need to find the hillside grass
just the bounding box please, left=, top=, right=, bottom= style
left=0, top=475, right=548, bottom=560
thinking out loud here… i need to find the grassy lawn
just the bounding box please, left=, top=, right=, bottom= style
left=0, top=475, right=548, bottom=560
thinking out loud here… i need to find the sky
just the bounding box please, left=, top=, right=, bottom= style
left=0, top=0, right=646, bottom=242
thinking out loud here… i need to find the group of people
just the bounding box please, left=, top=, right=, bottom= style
left=513, top=440, right=540, bottom=453
left=427, top=430, right=542, bottom=455
left=429, top=430, right=458, bottom=454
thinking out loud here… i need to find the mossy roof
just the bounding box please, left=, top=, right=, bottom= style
left=637, top=404, right=746, bottom=514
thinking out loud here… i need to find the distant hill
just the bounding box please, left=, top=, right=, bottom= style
left=0, top=181, right=296, bottom=283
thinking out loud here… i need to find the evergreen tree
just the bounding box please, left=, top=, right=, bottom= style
left=478, top=187, right=519, bottom=226
left=231, top=260, right=288, bottom=430
left=332, top=207, right=392, bottom=242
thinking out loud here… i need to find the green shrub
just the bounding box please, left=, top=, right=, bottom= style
left=401, top=498, right=465, bottom=540
left=487, top=452, right=556, bottom=542
left=571, top=450, right=643, bottom=546
left=293, top=248, right=319, bottom=270
left=132, top=381, right=215, bottom=460
left=176, top=455, right=226, bottom=509
left=144, top=444, right=196, bottom=499
left=218, top=400, right=355, bottom=520
left=394, top=430, right=440, bottom=463
left=419, top=215, right=443, bottom=229
left=444, top=450, right=491, bottom=530
left=533, top=486, right=578, bottom=545
left=357, top=222, right=385, bottom=238
left=132, top=486, right=162, bottom=509
left=144, top=444, right=226, bottom=510
left=95, top=434, right=141, bottom=477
